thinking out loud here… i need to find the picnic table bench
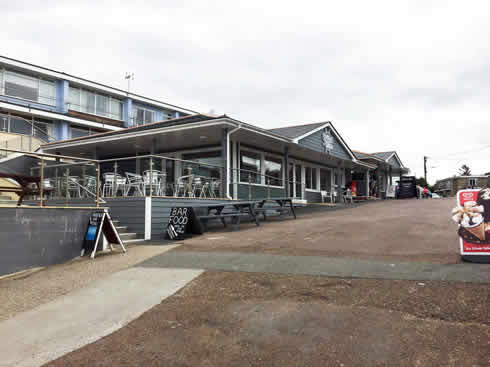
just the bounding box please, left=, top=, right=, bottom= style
left=197, top=201, right=260, bottom=231
left=254, top=198, right=296, bottom=220
left=0, top=172, right=54, bottom=205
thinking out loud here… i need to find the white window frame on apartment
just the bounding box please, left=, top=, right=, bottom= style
left=68, top=86, right=123, bottom=121
left=132, top=106, right=156, bottom=126
left=469, top=177, right=477, bottom=187
left=0, top=67, right=56, bottom=107
left=238, top=145, right=285, bottom=188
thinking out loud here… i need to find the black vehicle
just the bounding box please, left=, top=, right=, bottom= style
left=398, top=176, right=417, bottom=199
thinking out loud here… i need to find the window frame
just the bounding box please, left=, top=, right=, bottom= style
left=0, top=68, right=56, bottom=107
left=238, top=146, right=285, bottom=188
left=68, top=86, right=124, bottom=121
left=132, top=106, right=156, bottom=126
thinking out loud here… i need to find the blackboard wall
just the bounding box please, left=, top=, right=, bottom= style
left=0, top=207, right=93, bottom=277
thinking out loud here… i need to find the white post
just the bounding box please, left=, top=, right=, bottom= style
left=366, top=169, right=370, bottom=197
left=145, top=196, right=152, bottom=240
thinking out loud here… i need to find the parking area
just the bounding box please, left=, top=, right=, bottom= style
left=175, top=199, right=460, bottom=264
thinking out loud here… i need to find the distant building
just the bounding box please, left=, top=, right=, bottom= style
left=433, top=175, right=489, bottom=196
left=0, top=55, right=196, bottom=152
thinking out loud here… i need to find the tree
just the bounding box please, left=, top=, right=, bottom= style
left=458, top=164, right=472, bottom=176
left=416, top=177, right=428, bottom=187
left=485, top=172, right=490, bottom=176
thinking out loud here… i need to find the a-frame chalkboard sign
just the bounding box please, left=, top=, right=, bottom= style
left=82, top=209, right=126, bottom=259
left=166, top=207, right=202, bottom=240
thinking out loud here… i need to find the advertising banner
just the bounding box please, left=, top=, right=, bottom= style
left=452, top=188, right=490, bottom=256
left=350, top=180, right=357, bottom=197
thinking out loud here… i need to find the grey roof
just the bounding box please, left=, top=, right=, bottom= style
left=268, top=122, right=326, bottom=139
left=371, top=151, right=396, bottom=161
left=353, top=151, right=374, bottom=160
left=42, top=114, right=222, bottom=146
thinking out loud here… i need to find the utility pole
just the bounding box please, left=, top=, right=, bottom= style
left=423, top=156, right=428, bottom=184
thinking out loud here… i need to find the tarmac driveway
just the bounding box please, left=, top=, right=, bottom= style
left=175, top=199, right=461, bottom=264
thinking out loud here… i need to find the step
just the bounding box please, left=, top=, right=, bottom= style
left=124, top=238, right=146, bottom=244
left=119, top=232, right=138, bottom=240
left=115, top=226, right=128, bottom=234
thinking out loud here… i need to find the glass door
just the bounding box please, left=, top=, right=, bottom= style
left=288, top=163, right=294, bottom=198
left=295, top=164, right=302, bottom=199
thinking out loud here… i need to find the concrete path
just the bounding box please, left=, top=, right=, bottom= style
left=0, top=267, right=203, bottom=367
left=139, top=251, right=490, bottom=284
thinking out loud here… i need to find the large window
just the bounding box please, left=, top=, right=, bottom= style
left=1, top=69, right=56, bottom=106
left=68, top=87, right=123, bottom=120
left=182, top=151, right=222, bottom=178
left=240, top=150, right=261, bottom=184
left=305, top=166, right=318, bottom=190
left=133, top=107, right=155, bottom=126
left=264, top=155, right=283, bottom=186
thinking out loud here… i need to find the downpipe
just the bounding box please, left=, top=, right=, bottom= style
left=226, top=124, right=241, bottom=199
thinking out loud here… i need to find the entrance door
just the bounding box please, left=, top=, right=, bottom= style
left=295, top=164, right=302, bottom=199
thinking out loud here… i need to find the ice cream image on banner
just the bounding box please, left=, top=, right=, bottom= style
left=452, top=200, right=487, bottom=242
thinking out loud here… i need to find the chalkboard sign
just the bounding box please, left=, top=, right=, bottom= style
left=83, top=211, right=105, bottom=255
left=82, top=209, right=126, bottom=258
left=167, top=207, right=193, bottom=240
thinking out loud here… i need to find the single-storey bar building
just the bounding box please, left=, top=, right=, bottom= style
left=41, top=114, right=377, bottom=203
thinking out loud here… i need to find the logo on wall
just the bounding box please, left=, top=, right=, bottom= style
left=321, top=128, right=334, bottom=153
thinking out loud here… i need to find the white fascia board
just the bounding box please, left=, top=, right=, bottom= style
left=0, top=56, right=196, bottom=115
left=42, top=119, right=237, bottom=150
left=385, top=152, right=405, bottom=168
left=293, top=121, right=357, bottom=161
left=0, top=101, right=121, bottom=131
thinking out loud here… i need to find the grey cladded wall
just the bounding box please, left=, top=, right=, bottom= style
left=0, top=207, right=93, bottom=277
left=151, top=198, right=231, bottom=240
left=305, top=191, right=322, bottom=202
left=235, top=184, right=287, bottom=201
left=298, top=129, right=350, bottom=160
left=387, top=156, right=401, bottom=169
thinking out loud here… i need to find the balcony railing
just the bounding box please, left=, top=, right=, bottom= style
left=0, top=113, right=56, bottom=144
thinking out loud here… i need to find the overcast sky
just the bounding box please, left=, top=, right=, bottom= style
left=2, top=0, right=489, bottom=183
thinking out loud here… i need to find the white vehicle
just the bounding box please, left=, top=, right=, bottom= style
left=432, top=193, right=441, bottom=199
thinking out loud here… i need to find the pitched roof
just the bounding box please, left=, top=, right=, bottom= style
left=267, top=122, right=326, bottom=139
left=371, top=151, right=396, bottom=161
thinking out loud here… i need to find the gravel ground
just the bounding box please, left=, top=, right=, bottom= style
left=175, top=199, right=462, bottom=264
left=46, top=271, right=490, bottom=367
left=0, top=244, right=179, bottom=321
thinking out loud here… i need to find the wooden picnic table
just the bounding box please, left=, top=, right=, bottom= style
left=0, top=172, right=54, bottom=205
left=255, top=197, right=296, bottom=220
left=197, top=200, right=260, bottom=231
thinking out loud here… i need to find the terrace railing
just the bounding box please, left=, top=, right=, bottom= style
left=0, top=150, right=336, bottom=207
